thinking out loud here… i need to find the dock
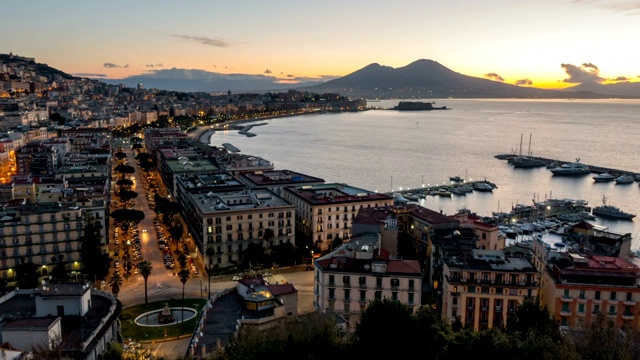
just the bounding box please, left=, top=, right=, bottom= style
left=495, top=154, right=640, bottom=178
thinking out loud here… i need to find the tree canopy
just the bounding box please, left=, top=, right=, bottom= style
left=80, top=213, right=111, bottom=281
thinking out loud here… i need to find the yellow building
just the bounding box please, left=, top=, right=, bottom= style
left=314, top=233, right=423, bottom=331
left=282, top=183, right=393, bottom=251
left=441, top=249, right=538, bottom=330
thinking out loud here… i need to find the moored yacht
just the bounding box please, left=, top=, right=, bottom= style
left=549, top=158, right=591, bottom=176
left=592, top=172, right=615, bottom=182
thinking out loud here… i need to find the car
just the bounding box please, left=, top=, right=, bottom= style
left=159, top=245, right=166, bottom=250
left=134, top=268, right=140, bottom=274
left=114, top=239, right=119, bottom=245
left=232, top=276, right=241, bottom=281
left=114, top=260, right=120, bottom=268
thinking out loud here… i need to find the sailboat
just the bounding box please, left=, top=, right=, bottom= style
left=511, top=133, right=546, bottom=168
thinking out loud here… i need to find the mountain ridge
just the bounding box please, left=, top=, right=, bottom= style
left=3, top=53, right=639, bottom=98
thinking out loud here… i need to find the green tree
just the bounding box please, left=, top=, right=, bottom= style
left=355, top=299, right=419, bottom=356
left=118, top=189, right=139, bottom=206
left=506, top=297, right=561, bottom=340
left=178, top=269, right=190, bottom=329
left=15, top=258, right=39, bottom=289
left=114, top=164, right=135, bottom=179
left=109, top=273, right=123, bottom=297
left=114, top=151, right=127, bottom=162
left=115, top=178, right=133, bottom=188
left=139, top=261, right=152, bottom=305
left=79, top=213, right=111, bottom=281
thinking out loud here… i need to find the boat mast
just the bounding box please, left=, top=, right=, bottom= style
left=528, top=133, right=532, bottom=156
left=519, top=133, right=523, bottom=156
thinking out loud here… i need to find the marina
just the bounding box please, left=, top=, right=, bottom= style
left=496, top=154, right=640, bottom=180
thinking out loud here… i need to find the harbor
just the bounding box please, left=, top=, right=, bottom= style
left=495, top=154, right=640, bottom=179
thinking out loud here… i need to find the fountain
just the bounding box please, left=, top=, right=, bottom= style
left=134, top=306, right=198, bottom=327
left=157, top=303, right=175, bottom=324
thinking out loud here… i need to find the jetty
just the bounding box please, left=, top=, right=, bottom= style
left=496, top=154, right=640, bottom=179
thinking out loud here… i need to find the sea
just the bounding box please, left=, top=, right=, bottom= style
left=208, top=98, right=640, bottom=249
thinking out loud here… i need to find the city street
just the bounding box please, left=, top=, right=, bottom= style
left=110, top=138, right=315, bottom=312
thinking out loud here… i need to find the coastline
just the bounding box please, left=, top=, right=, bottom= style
left=188, top=110, right=329, bottom=145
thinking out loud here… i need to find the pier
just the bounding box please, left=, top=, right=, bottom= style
left=495, top=154, right=640, bottom=178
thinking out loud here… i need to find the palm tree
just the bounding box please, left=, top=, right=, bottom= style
left=178, top=268, right=190, bottom=328
left=205, top=245, right=215, bottom=300
left=108, top=273, right=123, bottom=297
left=139, top=261, right=153, bottom=305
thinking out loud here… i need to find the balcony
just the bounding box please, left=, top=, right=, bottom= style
left=623, top=299, right=635, bottom=306
left=622, top=312, right=635, bottom=320
left=577, top=295, right=587, bottom=303
left=560, top=296, right=573, bottom=303
left=559, top=309, right=572, bottom=316
left=359, top=283, right=367, bottom=289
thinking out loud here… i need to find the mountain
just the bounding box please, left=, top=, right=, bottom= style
left=102, top=68, right=324, bottom=93
left=565, top=81, right=640, bottom=98
left=299, top=59, right=619, bottom=99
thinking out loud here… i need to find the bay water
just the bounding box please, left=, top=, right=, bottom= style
left=209, top=98, right=640, bottom=247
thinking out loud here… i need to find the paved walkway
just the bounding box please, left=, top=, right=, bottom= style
left=189, top=290, right=243, bottom=358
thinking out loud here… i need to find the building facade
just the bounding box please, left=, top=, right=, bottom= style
left=441, top=249, right=539, bottom=331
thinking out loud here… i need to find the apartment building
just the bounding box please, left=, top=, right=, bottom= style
left=0, top=202, right=106, bottom=277
left=281, top=183, right=393, bottom=251
left=540, top=252, right=640, bottom=330
left=177, top=175, right=295, bottom=267
left=441, top=249, right=539, bottom=330
left=239, top=170, right=325, bottom=197
left=314, top=234, right=422, bottom=330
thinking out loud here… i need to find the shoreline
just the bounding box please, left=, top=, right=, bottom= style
left=188, top=110, right=331, bottom=146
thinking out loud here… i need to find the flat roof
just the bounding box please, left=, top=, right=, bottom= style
left=240, top=170, right=324, bottom=186
left=188, top=188, right=293, bottom=214
left=284, top=183, right=392, bottom=205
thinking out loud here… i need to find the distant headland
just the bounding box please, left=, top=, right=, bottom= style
left=391, top=101, right=449, bottom=111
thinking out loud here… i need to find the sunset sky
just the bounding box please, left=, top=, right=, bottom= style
left=2, top=0, right=639, bottom=89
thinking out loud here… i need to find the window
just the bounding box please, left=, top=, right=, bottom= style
left=578, top=304, right=585, bottom=313
left=595, top=291, right=601, bottom=300
left=391, top=292, right=398, bottom=301
left=609, top=305, right=616, bottom=315
left=579, top=289, right=586, bottom=299
left=329, top=275, right=335, bottom=286
left=408, top=293, right=414, bottom=305
left=390, top=278, right=399, bottom=289
left=467, top=298, right=475, bottom=309
left=408, top=279, right=414, bottom=290
left=627, top=292, right=633, bottom=301
left=562, top=303, right=569, bottom=312
left=376, top=277, right=382, bottom=289
left=342, top=276, right=350, bottom=287
left=328, top=288, right=335, bottom=300
left=563, top=289, right=570, bottom=298
left=344, top=289, right=351, bottom=301
left=610, top=291, right=617, bottom=301
left=375, top=291, right=382, bottom=300
left=480, top=298, right=489, bottom=310
left=359, top=277, right=366, bottom=286
left=481, top=287, right=489, bottom=294
left=359, top=290, right=366, bottom=302
left=494, top=299, right=502, bottom=311
left=593, top=304, right=600, bottom=314
left=207, top=226, right=213, bottom=234
left=468, top=286, right=476, bottom=293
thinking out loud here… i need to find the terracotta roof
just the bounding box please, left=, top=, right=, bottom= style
left=267, top=283, right=296, bottom=296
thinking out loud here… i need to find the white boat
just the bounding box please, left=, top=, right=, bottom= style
left=615, top=174, right=634, bottom=184
left=592, top=172, right=615, bottom=182
left=451, top=187, right=467, bottom=196
left=393, top=193, right=409, bottom=204
left=437, top=188, right=452, bottom=197
left=473, top=182, right=494, bottom=192
left=549, top=158, right=591, bottom=176
left=403, top=193, right=420, bottom=200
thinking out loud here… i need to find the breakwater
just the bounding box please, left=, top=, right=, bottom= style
left=495, top=154, right=640, bottom=178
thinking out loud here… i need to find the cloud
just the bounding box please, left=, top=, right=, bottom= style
left=515, top=78, right=533, bottom=86
left=103, top=63, right=129, bottom=68
left=561, top=62, right=604, bottom=83
left=286, top=74, right=295, bottom=78
left=171, top=34, right=229, bottom=47
left=612, top=76, right=628, bottom=81
left=145, top=63, right=164, bottom=68
left=572, top=0, right=640, bottom=14
left=274, top=74, right=340, bottom=84
left=72, top=73, right=107, bottom=78
left=484, top=73, right=505, bottom=82
left=264, top=69, right=272, bottom=74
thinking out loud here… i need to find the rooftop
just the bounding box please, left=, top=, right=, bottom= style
left=240, top=170, right=324, bottom=187
left=284, top=183, right=392, bottom=205
left=188, top=188, right=292, bottom=214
